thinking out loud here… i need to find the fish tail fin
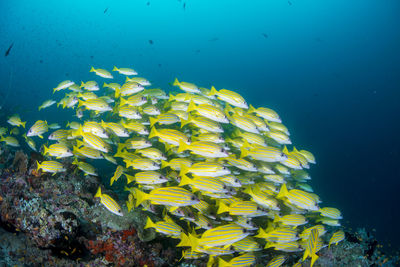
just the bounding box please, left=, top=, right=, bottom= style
left=160, top=160, right=169, bottom=169
left=103, top=82, right=108, bottom=88
left=114, top=143, right=126, bottom=158
left=277, top=183, right=289, bottom=199
left=168, top=93, right=176, bottom=102
left=133, top=188, right=148, bottom=207
left=248, top=104, right=256, bottom=113
left=77, top=100, right=84, bottom=108
left=217, top=201, right=229, bottom=214
left=43, top=145, right=48, bottom=155
left=186, top=101, right=196, bottom=113
left=149, top=117, right=157, bottom=128
left=282, top=146, right=289, bottom=155
left=144, top=217, right=155, bottom=229
left=187, top=233, right=199, bottom=252
left=36, top=161, right=41, bottom=171
left=177, top=232, right=191, bottom=247
left=72, top=158, right=79, bottom=165
left=173, top=78, right=180, bottom=86
left=177, top=140, right=189, bottom=154
left=112, top=66, right=118, bottom=71
left=240, top=145, right=249, bottom=158
left=273, top=215, right=280, bottom=224
left=90, top=67, right=95, bottom=72
left=218, top=258, right=230, bottom=267
left=80, top=81, right=85, bottom=88
left=178, top=173, right=191, bottom=186
left=210, top=86, right=218, bottom=96
left=21, top=121, right=26, bottom=128
left=148, top=127, right=158, bottom=139
left=125, top=174, right=135, bottom=184
left=115, top=87, right=121, bottom=98
left=179, top=165, right=189, bottom=179
left=311, top=253, right=319, bottom=267
left=94, top=187, right=102, bottom=198
left=119, top=98, right=127, bottom=107
left=180, top=114, right=191, bottom=128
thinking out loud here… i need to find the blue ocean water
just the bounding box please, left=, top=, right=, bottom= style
left=1, top=0, right=399, bottom=255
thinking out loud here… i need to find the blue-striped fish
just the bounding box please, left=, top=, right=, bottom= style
left=149, top=127, right=190, bottom=146
left=277, top=183, right=319, bottom=211
left=180, top=162, right=230, bottom=177
left=328, top=230, right=345, bottom=248
left=134, top=187, right=199, bottom=207
left=302, top=228, right=319, bottom=267
left=144, top=216, right=183, bottom=238
left=27, top=120, right=48, bottom=138
left=90, top=67, right=113, bottom=79
left=232, top=237, right=261, bottom=252
left=255, top=227, right=299, bottom=243
left=187, top=101, right=229, bottom=123
left=248, top=104, right=281, bottom=123
left=178, top=141, right=228, bottom=158
left=94, top=187, right=123, bottom=216
left=266, top=255, right=286, bottom=267
left=53, top=80, right=75, bottom=93
left=173, top=78, right=200, bottom=94
left=209, top=86, right=248, bottom=109
left=318, top=207, right=342, bottom=219
left=218, top=253, right=255, bottom=267
left=180, top=175, right=227, bottom=193
left=112, top=66, right=137, bottom=76
left=183, top=224, right=249, bottom=249
left=36, top=160, right=65, bottom=175
left=126, top=171, right=168, bottom=185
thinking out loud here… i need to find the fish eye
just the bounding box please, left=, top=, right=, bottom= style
left=243, top=228, right=247, bottom=233
left=191, top=196, right=196, bottom=201
left=223, top=184, right=227, bottom=190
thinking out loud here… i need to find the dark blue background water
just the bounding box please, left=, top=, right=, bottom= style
left=1, top=0, right=399, bottom=253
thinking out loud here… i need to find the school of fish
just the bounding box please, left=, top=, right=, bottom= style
left=0, top=66, right=345, bottom=266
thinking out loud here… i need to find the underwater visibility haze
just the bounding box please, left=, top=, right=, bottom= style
left=0, top=0, right=399, bottom=266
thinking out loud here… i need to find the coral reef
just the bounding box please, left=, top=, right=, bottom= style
left=0, top=145, right=398, bottom=266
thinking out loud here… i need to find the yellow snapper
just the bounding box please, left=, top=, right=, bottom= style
left=0, top=135, right=20, bottom=147
left=43, top=143, right=73, bottom=158
left=27, top=120, right=48, bottom=138
left=94, top=187, right=123, bottom=216
left=80, top=80, right=99, bottom=91
left=209, top=86, right=248, bottom=109
left=134, top=186, right=199, bottom=207
left=328, top=230, right=345, bottom=248
left=90, top=67, right=113, bottom=79
left=112, top=66, right=137, bottom=76
left=144, top=216, right=183, bottom=238
left=38, top=99, right=56, bottom=111
left=36, top=160, right=65, bottom=175
left=173, top=78, right=200, bottom=94
left=7, top=114, right=26, bottom=128
left=126, top=171, right=168, bottom=185
left=53, top=80, right=75, bottom=93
